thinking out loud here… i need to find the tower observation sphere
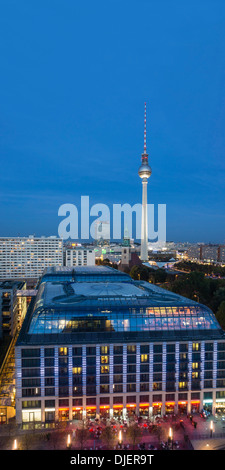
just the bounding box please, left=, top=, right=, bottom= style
left=138, top=160, right=152, bottom=179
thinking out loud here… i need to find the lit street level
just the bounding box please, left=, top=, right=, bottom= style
left=0, top=413, right=225, bottom=450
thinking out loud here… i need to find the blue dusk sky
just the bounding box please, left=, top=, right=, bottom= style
left=0, top=0, right=225, bottom=243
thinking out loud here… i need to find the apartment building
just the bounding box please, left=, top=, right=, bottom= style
left=0, top=236, right=63, bottom=280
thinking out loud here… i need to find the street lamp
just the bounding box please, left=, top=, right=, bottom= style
left=118, top=430, right=123, bottom=448
left=13, top=439, right=17, bottom=450
left=67, top=434, right=71, bottom=448
left=210, top=420, right=214, bottom=438
left=168, top=427, right=173, bottom=449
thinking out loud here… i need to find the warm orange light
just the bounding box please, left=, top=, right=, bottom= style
left=100, top=405, right=110, bottom=409
left=152, top=402, right=162, bottom=407
left=139, top=403, right=149, bottom=408
left=191, top=400, right=200, bottom=404
left=126, top=404, right=136, bottom=408
left=73, top=407, right=82, bottom=411
left=165, top=401, right=175, bottom=405
left=178, top=401, right=187, bottom=405
left=58, top=407, right=69, bottom=411
left=113, top=404, right=123, bottom=409
left=13, top=439, right=17, bottom=450
left=86, top=406, right=96, bottom=410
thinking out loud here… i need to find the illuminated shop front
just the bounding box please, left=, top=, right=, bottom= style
left=100, top=405, right=110, bottom=418
left=165, top=402, right=175, bottom=414
left=152, top=402, right=162, bottom=416
left=22, top=409, right=41, bottom=423
left=58, top=408, right=69, bottom=421
left=191, top=400, right=200, bottom=413
left=0, top=407, right=7, bottom=425
left=139, top=403, right=149, bottom=417
left=86, top=406, right=96, bottom=419
left=113, top=405, right=123, bottom=417
left=215, top=401, right=225, bottom=413
left=72, top=407, right=83, bottom=420
left=126, top=404, right=136, bottom=417
left=45, top=408, right=55, bottom=422
left=178, top=401, right=187, bottom=414
left=203, top=392, right=213, bottom=413
left=215, top=392, right=225, bottom=414
left=203, top=399, right=213, bottom=413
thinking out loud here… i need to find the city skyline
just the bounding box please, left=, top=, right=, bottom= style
left=0, top=1, right=225, bottom=243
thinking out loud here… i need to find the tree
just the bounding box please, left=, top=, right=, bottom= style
left=101, top=425, right=116, bottom=449
left=154, top=269, right=167, bottom=284
left=216, top=301, right=225, bottom=330
left=129, top=265, right=150, bottom=281
left=75, top=421, right=90, bottom=450
left=211, top=288, right=225, bottom=313
left=126, top=423, right=142, bottom=449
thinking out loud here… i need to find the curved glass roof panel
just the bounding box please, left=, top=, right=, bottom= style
left=28, top=304, right=219, bottom=335
left=27, top=274, right=220, bottom=335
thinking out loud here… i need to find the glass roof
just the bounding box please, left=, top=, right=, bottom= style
left=26, top=267, right=220, bottom=335
left=28, top=304, right=219, bottom=335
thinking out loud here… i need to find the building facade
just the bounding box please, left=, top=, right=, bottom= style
left=187, top=244, right=225, bottom=264
left=0, top=236, right=63, bottom=280
left=0, top=280, right=27, bottom=338
left=15, top=266, right=225, bottom=426
left=64, top=247, right=95, bottom=267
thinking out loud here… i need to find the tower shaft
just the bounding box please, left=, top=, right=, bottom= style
left=141, top=180, right=148, bottom=261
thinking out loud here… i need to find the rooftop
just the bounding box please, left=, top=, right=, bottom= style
left=0, top=280, right=26, bottom=290
left=16, top=266, right=224, bottom=346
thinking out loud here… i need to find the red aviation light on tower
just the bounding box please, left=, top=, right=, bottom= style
left=138, top=102, right=152, bottom=179
left=143, top=101, right=147, bottom=161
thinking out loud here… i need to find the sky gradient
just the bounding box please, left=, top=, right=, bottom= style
left=0, top=0, right=225, bottom=243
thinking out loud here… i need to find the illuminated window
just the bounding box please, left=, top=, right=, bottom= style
left=59, top=347, right=68, bottom=356
left=141, top=354, right=148, bottom=363
left=180, top=353, right=187, bottom=360
left=101, top=346, right=109, bottom=355
left=179, top=381, right=187, bottom=389
left=72, top=367, right=82, bottom=375
left=192, top=363, right=199, bottom=370
left=153, top=382, right=161, bottom=391
left=101, top=356, right=109, bottom=364
left=192, top=343, right=200, bottom=351
left=101, top=366, right=109, bottom=374
left=192, top=372, right=199, bottom=379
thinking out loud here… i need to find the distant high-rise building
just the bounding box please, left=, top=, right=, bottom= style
left=219, top=246, right=225, bottom=263
left=64, top=246, right=95, bottom=267
left=187, top=245, right=202, bottom=261
left=138, top=103, right=152, bottom=261
left=187, top=244, right=225, bottom=264
left=0, top=236, right=63, bottom=280
left=201, top=245, right=219, bottom=263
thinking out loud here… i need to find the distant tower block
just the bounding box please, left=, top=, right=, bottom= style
left=138, top=103, right=152, bottom=261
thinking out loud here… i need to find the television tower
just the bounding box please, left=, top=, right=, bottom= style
left=138, top=103, right=152, bottom=261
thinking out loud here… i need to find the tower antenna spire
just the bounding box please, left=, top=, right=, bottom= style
left=144, top=102, right=147, bottom=154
